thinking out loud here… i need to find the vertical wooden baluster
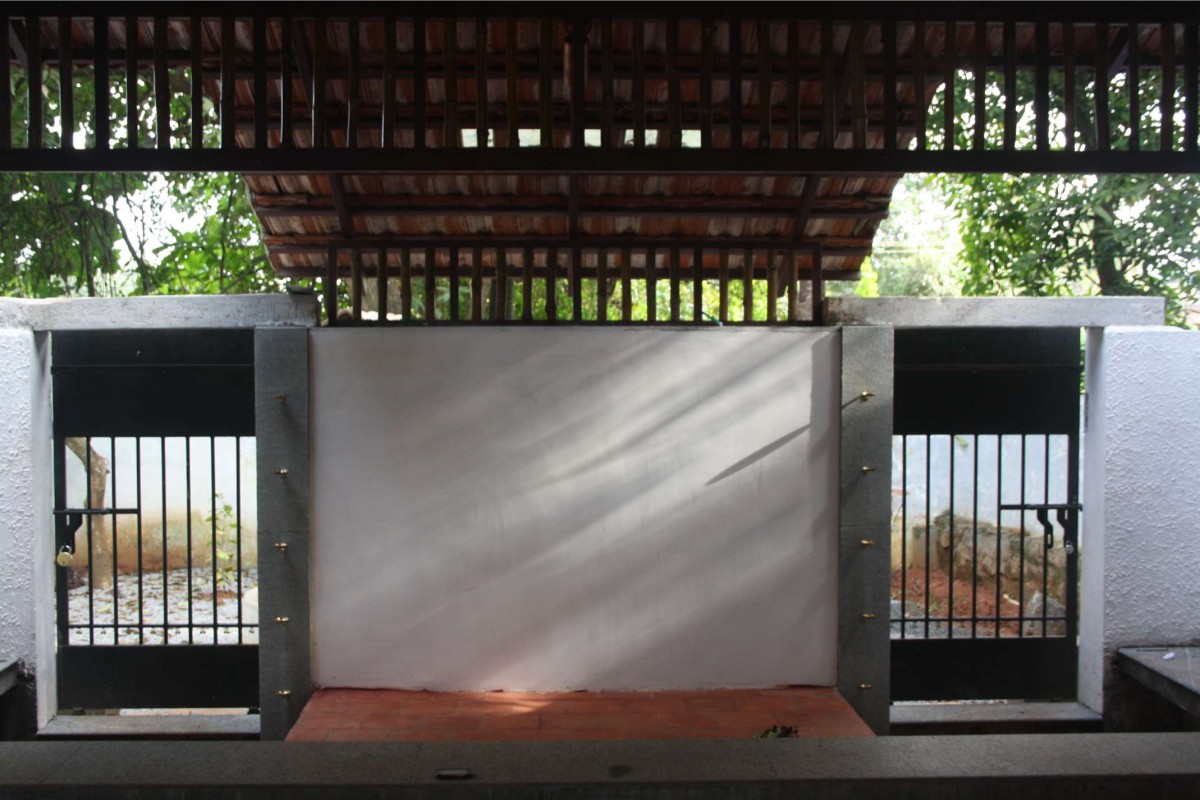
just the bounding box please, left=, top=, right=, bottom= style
left=123, top=15, right=134, bottom=149
left=944, top=19, right=955, bottom=150
left=350, top=249, right=363, bottom=322
left=495, top=248, right=508, bottom=321
left=757, top=19, right=770, bottom=147
left=718, top=249, right=730, bottom=322
left=700, top=19, right=713, bottom=148
left=444, top=17, right=458, bottom=146
left=379, top=246, right=392, bottom=322
left=0, top=13, right=10, bottom=149
left=397, top=247, right=410, bottom=320
left=312, top=15, right=327, bottom=147
left=325, top=245, right=338, bottom=325
left=914, top=19, right=926, bottom=151
left=1096, top=21, right=1110, bottom=151
left=668, top=247, right=681, bottom=322
left=252, top=15, right=267, bottom=148
left=849, top=21, right=866, bottom=148
left=811, top=241, right=825, bottom=325
left=347, top=18, right=360, bottom=147
left=571, top=244, right=583, bottom=322
left=1063, top=21, right=1076, bottom=151
left=190, top=15, right=202, bottom=148
left=1003, top=19, right=1016, bottom=151
left=667, top=18, right=681, bottom=147
left=820, top=17, right=835, bottom=148
left=545, top=246, right=558, bottom=321
left=1128, top=21, right=1140, bottom=152
left=883, top=18, right=897, bottom=151
left=475, top=18, right=487, bottom=148
left=1187, top=21, right=1199, bottom=151
left=569, top=19, right=586, bottom=149
left=1034, top=18, right=1049, bottom=150
left=1162, top=21, right=1175, bottom=151
left=506, top=19, right=518, bottom=147
left=786, top=249, right=798, bottom=323
left=765, top=251, right=777, bottom=322
left=692, top=246, right=703, bottom=323
left=632, top=20, right=645, bottom=147
left=601, top=18, right=613, bottom=147
left=95, top=15, right=112, bottom=150
left=974, top=19, right=986, bottom=150
left=596, top=248, right=607, bottom=322
left=621, top=247, right=632, bottom=322
left=220, top=15, right=235, bottom=149
left=414, top=16, right=427, bottom=148
left=787, top=19, right=799, bottom=148
left=471, top=245, right=483, bottom=321
left=742, top=248, right=754, bottom=322
left=540, top=17, right=552, bottom=146
left=58, top=17, right=73, bottom=149
left=280, top=18, right=293, bottom=148
left=424, top=247, right=436, bottom=320
left=645, top=247, right=656, bottom=322
left=522, top=246, right=533, bottom=321
left=382, top=13, right=395, bottom=148
left=730, top=18, right=742, bottom=148
left=448, top=245, right=460, bottom=321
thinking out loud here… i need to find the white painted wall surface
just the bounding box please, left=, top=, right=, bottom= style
left=1079, top=326, right=1200, bottom=712
left=0, top=330, right=36, bottom=674
left=311, top=328, right=840, bottom=691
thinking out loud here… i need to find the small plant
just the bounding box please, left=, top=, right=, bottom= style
left=205, top=493, right=240, bottom=592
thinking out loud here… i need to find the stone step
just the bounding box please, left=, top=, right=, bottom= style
left=890, top=701, right=1103, bottom=735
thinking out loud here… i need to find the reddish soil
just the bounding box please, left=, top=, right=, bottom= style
left=892, top=568, right=1024, bottom=636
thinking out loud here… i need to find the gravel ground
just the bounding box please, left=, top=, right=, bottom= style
left=67, top=567, right=258, bottom=645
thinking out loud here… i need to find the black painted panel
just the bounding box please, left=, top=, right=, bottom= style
left=892, top=638, right=1077, bottom=701
left=59, top=646, right=259, bottom=709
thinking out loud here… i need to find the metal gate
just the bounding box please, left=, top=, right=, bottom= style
left=52, top=330, right=258, bottom=710
left=890, top=328, right=1081, bottom=701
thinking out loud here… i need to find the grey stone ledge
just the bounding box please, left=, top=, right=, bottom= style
left=38, top=713, right=260, bottom=740
left=827, top=297, right=1165, bottom=328
left=0, top=294, right=319, bottom=330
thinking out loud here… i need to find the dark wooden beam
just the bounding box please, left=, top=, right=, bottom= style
left=792, top=175, right=821, bottom=240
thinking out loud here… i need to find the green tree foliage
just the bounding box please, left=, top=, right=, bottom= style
left=929, top=68, right=1200, bottom=325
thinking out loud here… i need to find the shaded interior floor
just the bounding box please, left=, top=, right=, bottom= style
left=286, top=687, right=873, bottom=742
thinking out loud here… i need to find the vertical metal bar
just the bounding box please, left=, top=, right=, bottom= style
left=1004, top=19, right=1017, bottom=151
left=974, top=20, right=986, bottom=151
left=350, top=250, right=363, bottom=321
left=23, top=16, right=41, bottom=148
left=85, top=439, right=94, bottom=643
left=123, top=15, right=135, bottom=150
left=506, top=19, right=518, bottom=147
left=914, top=20, right=926, bottom=151
left=971, top=434, right=979, bottom=637
left=1163, top=21, right=1176, bottom=152
left=692, top=246, right=703, bottom=323
left=136, top=438, right=143, bottom=644
left=730, top=18, right=742, bottom=148
left=471, top=245, right=483, bottom=321
left=210, top=437, right=217, bottom=643
left=324, top=244, right=338, bottom=324
left=545, top=246, right=558, bottom=321
left=621, top=246, right=632, bottom=322
left=924, top=435, right=931, bottom=638
left=475, top=18, right=487, bottom=148
left=153, top=16, right=170, bottom=149
left=718, top=249, right=729, bottom=322
left=1042, top=434, right=1051, bottom=636
left=379, top=246, right=391, bottom=321
left=597, top=248, right=608, bottom=322
left=700, top=20, right=714, bottom=148
left=1064, top=21, right=1076, bottom=151
left=381, top=13, right=396, bottom=148
left=944, top=18, right=955, bottom=149
left=58, top=17, right=74, bottom=149
left=765, top=251, right=777, bottom=323
left=424, top=246, right=436, bottom=320
left=645, top=247, right=656, bottom=322
left=522, top=245, right=533, bottom=322
left=995, top=436, right=1003, bottom=637
left=821, top=17, right=835, bottom=148
left=191, top=15, right=203, bottom=148
left=111, top=437, right=118, bottom=640
left=414, top=15, right=427, bottom=148
left=252, top=15, right=267, bottom=148
left=742, top=248, right=753, bottom=322
left=1018, top=434, right=1027, bottom=636
left=1035, top=18, right=1050, bottom=150
left=444, top=18, right=458, bottom=147
left=787, top=19, right=800, bottom=148
left=312, top=15, right=327, bottom=148
left=756, top=19, right=769, bottom=148
left=1129, top=20, right=1140, bottom=151
left=811, top=241, right=825, bottom=325
left=632, top=20, right=645, bottom=147
left=884, top=18, right=897, bottom=150
left=1096, top=21, right=1111, bottom=151
left=601, top=18, right=613, bottom=148
left=185, top=437, right=193, bottom=643
left=448, top=245, right=460, bottom=321
left=668, top=19, right=681, bottom=147
left=347, top=18, right=360, bottom=148
left=235, top=436, right=242, bottom=643
left=1065, top=420, right=1081, bottom=642
left=220, top=15, right=235, bottom=149
left=900, top=434, right=907, bottom=638
left=0, top=13, right=11, bottom=149
left=669, top=247, right=681, bottom=322
left=849, top=22, right=866, bottom=149
left=161, top=438, right=168, bottom=639
left=1187, top=20, right=1199, bottom=152
left=540, top=17, right=553, bottom=146
left=947, top=435, right=955, bottom=638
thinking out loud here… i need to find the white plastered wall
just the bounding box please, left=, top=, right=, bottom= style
left=1080, top=326, right=1200, bottom=712
left=311, top=327, right=840, bottom=691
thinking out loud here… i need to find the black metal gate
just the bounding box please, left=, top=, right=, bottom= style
left=52, top=330, right=258, bottom=710
left=890, top=328, right=1081, bottom=701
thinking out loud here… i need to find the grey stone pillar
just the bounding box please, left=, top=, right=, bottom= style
left=255, top=328, right=311, bottom=740
left=837, top=326, right=893, bottom=735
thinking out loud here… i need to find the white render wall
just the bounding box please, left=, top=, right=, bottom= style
left=0, top=329, right=38, bottom=673
left=310, top=327, right=840, bottom=691
left=1080, top=326, right=1200, bottom=712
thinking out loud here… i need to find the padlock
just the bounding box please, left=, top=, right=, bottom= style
left=56, top=545, right=74, bottom=568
